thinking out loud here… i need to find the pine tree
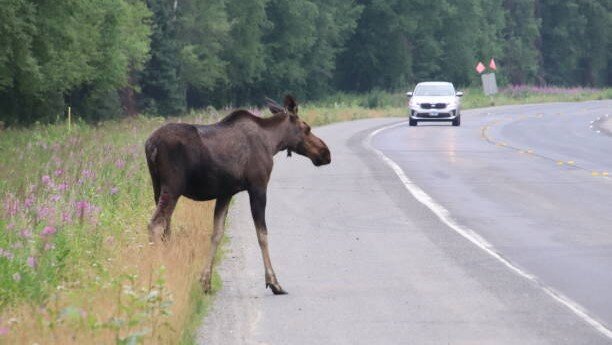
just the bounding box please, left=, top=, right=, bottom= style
left=177, top=0, right=230, bottom=109
left=221, top=0, right=270, bottom=105
left=335, top=0, right=416, bottom=91
left=501, top=0, right=540, bottom=84
left=139, top=0, right=185, bottom=116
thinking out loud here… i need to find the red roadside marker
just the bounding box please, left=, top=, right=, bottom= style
left=489, top=58, right=497, bottom=71
left=476, top=62, right=486, bottom=74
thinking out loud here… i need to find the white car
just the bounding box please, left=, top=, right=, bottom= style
left=406, top=82, right=463, bottom=126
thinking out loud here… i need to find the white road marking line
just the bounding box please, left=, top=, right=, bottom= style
left=365, top=121, right=612, bottom=339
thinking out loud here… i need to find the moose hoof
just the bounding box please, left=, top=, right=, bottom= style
left=201, top=277, right=212, bottom=294
left=266, top=282, right=288, bottom=295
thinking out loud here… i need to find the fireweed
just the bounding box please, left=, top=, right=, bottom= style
left=0, top=116, right=184, bottom=342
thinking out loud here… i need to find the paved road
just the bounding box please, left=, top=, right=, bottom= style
left=199, top=101, right=612, bottom=344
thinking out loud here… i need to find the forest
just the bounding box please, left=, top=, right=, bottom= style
left=0, top=0, right=610, bottom=125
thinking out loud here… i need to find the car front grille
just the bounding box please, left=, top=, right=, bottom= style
left=420, top=103, right=447, bottom=109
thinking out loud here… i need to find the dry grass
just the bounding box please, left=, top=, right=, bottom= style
left=300, top=106, right=402, bottom=126
left=1, top=198, right=215, bottom=344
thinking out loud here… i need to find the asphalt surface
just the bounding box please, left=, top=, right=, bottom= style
left=198, top=101, right=612, bottom=345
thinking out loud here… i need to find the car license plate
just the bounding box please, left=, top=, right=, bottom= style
left=430, top=111, right=438, bottom=116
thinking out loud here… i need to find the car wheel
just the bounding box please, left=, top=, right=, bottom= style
left=409, top=118, right=417, bottom=126
left=452, top=116, right=461, bottom=126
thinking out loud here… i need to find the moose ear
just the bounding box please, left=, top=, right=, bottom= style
left=283, top=94, right=298, bottom=114
left=265, top=97, right=284, bottom=114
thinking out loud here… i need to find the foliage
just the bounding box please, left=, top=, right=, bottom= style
left=138, top=0, right=184, bottom=116
left=0, top=1, right=611, bottom=121
left=0, top=0, right=151, bottom=125
left=501, top=0, right=540, bottom=85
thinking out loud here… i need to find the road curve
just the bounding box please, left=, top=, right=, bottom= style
left=198, top=101, right=612, bottom=345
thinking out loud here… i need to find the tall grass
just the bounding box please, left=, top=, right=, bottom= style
left=0, top=116, right=217, bottom=343
left=460, top=85, right=612, bottom=108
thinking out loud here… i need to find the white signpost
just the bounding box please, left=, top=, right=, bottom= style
left=476, top=58, right=499, bottom=96
left=481, top=72, right=498, bottom=96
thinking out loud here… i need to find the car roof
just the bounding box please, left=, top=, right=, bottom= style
left=415, top=81, right=454, bottom=87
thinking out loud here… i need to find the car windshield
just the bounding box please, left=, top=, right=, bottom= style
left=414, top=84, right=455, bottom=96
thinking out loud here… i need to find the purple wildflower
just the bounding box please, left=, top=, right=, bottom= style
left=36, top=206, right=54, bottom=222
left=20, top=229, right=32, bottom=238
left=61, top=212, right=72, bottom=223
left=3, top=195, right=19, bottom=216
left=0, top=326, right=8, bottom=335
left=44, top=243, right=55, bottom=251
left=75, top=200, right=90, bottom=213
left=57, top=183, right=68, bottom=192
left=54, top=169, right=64, bottom=176
left=75, top=200, right=90, bottom=222
left=41, top=175, right=52, bottom=186
left=50, top=194, right=61, bottom=202
left=82, top=169, right=95, bottom=179
left=6, top=223, right=14, bottom=231
left=115, top=159, right=126, bottom=169
left=24, top=196, right=34, bottom=208
left=110, top=187, right=119, bottom=195
left=27, top=256, right=37, bottom=269
left=1, top=249, right=14, bottom=260
left=41, top=226, right=57, bottom=237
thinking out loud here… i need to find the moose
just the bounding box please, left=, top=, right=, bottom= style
left=145, top=95, right=331, bottom=295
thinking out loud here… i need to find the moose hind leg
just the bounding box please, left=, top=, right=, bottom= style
left=148, top=191, right=178, bottom=244
left=248, top=188, right=287, bottom=295
left=200, top=195, right=231, bottom=294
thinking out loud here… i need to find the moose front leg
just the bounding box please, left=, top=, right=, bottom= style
left=200, top=195, right=231, bottom=294
left=248, top=188, right=287, bottom=295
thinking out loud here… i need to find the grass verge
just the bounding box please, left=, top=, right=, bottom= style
left=0, top=117, right=217, bottom=343
left=305, top=86, right=612, bottom=117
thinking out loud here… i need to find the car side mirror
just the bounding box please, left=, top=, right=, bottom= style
left=456, top=91, right=464, bottom=97
left=406, top=92, right=413, bottom=97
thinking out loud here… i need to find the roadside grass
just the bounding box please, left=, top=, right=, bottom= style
left=0, top=85, right=609, bottom=343
left=0, top=117, right=217, bottom=343
left=460, top=86, right=612, bottom=109
left=300, top=106, right=403, bottom=126
left=305, top=86, right=612, bottom=116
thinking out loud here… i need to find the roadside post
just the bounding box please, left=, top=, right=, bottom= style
left=481, top=72, right=498, bottom=96
left=67, top=106, right=72, bottom=132
left=476, top=59, right=498, bottom=104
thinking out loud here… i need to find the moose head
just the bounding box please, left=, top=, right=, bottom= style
left=267, top=95, right=331, bottom=166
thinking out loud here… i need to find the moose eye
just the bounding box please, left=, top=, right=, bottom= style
left=305, top=126, right=311, bottom=134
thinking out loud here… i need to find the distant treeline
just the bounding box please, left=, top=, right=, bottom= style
left=0, top=0, right=610, bottom=124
